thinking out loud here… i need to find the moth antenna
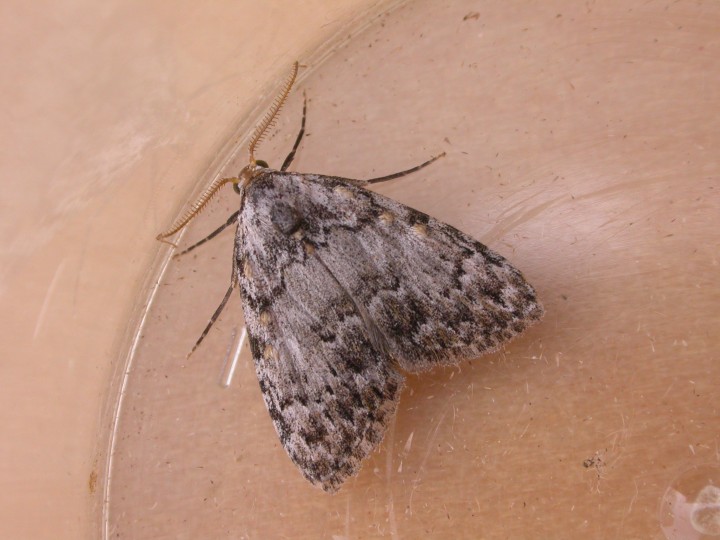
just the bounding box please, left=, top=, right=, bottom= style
left=156, top=61, right=299, bottom=242
left=156, top=176, right=238, bottom=240
left=248, top=61, right=299, bottom=163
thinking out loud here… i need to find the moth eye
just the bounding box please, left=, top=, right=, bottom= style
left=256, top=159, right=269, bottom=168
left=271, top=202, right=303, bottom=235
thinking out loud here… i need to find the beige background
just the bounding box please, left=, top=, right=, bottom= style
left=2, top=1, right=719, bottom=539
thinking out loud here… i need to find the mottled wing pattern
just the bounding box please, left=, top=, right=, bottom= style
left=236, top=175, right=404, bottom=491
left=236, top=170, right=543, bottom=490
left=309, top=177, right=544, bottom=371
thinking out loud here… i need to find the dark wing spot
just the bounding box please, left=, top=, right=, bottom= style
left=271, top=202, right=303, bottom=236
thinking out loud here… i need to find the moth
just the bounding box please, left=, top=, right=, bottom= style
left=157, top=62, right=544, bottom=492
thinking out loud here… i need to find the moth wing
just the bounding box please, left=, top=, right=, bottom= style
left=237, top=181, right=404, bottom=491
left=236, top=170, right=542, bottom=491
left=297, top=173, right=544, bottom=372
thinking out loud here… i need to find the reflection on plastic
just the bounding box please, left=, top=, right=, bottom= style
left=220, top=326, right=247, bottom=388
left=660, top=465, right=720, bottom=539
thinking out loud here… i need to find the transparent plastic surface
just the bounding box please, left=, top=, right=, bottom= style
left=661, top=466, right=720, bottom=540
left=104, top=1, right=720, bottom=538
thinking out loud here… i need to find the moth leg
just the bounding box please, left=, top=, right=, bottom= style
left=173, top=211, right=240, bottom=258
left=280, top=91, right=308, bottom=172
left=185, top=217, right=246, bottom=356
left=187, top=283, right=235, bottom=358
left=365, top=152, right=446, bottom=185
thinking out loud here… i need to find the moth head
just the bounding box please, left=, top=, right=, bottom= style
left=233, top=159, right=269, bottom=194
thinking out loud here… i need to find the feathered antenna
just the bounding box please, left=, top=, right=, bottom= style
left=156, top=176, right=235, bottom=241
left=156, top=61, right=300, bottom=242
left=248, top=61, right=299, bottom=162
